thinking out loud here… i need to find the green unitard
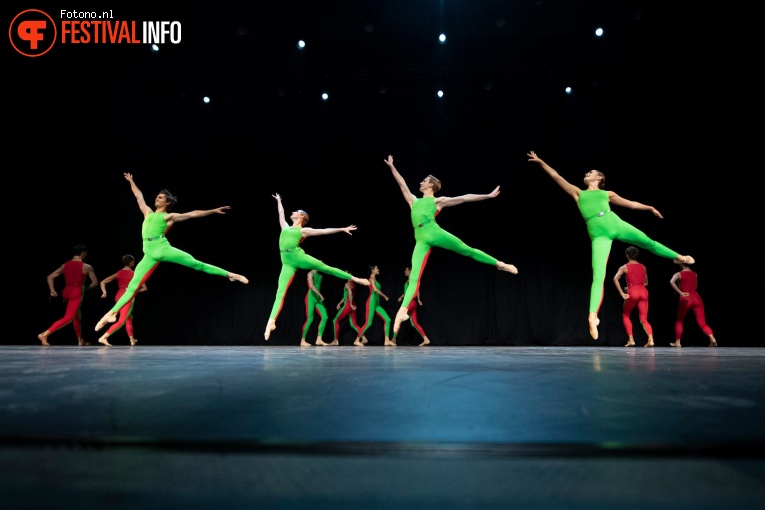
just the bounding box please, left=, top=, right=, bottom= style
left=578, top=189, right=679, bottom=314
left=302, top=271, right=328, bottom=339
left=110, top=212, right=229, bottom=313
left=269, top=227, right=354, bottom=320
left=359, top=278, right=391, bottom=338
left=400, top=196, right=498, bottom=309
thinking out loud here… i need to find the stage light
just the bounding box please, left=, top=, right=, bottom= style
left=297, top=40, right=306, bottom=49
left=321, top=92, right=329, bottom=101
left=595, top=27, right=604, bottom=37
left=438, top=33, right=446, bottom=44
left=565, top=87, right=572, bottom=94
left=150, top=44, right=159, bottom=52
left=203, top=96, right=211, bottom=103
left=437, top=90, right=444, bottom=98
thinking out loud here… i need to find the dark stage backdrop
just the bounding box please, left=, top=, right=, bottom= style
left=6, top=1, right=759, bottom=346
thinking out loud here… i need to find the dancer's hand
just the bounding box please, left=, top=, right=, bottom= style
left=488, top=186, right=500, bottom=198
left=649, top=206, right=663, bottom=219
left=384, top=155, right=394, bottom=167
left=272, top=193, right=282, bottom=201
left=342, top=225, right=357, bottom=235
left=527, top=151, right=541, bottom=163
left=212, top=206, right=230, bottom=215
left=124, top=172, right=134, bottom=182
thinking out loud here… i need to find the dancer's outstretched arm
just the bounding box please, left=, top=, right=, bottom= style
left=124, top=173, right=152, bottom=216
left=302, top=225, right=357, bottom=237
left=436, top=186, right=500, bottom=209
left=272, top=193, right=289, bottom=229
left=383, top=155, right=415, bottom=208
left=527, top=151, right=580, bottom=200
left=166, top=206, right=231, bottom=224
left=608, top=192, right=663, bottom=218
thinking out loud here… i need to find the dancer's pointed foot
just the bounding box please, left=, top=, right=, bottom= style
left=37, top=332, right=50, bottom=346
left=624, top=339, right=635, bottom=347
left=393, top=308, right=409, bottom=335
left=497, top=261, right=518, bottom=274
left=316, top=338, right=329, bottom=346
left=669, top=341, right=681, bottom=347
left=95, top=311, right=117, bottom=331
left=674, top=255, right=695, bottom=265
left=329, top=339, right=339, bottom=346
left=644, top=340, right=654, bottom=348
left=228, top=273, right=249, bottom=284
left=588, top=317, right=600, bottom=340
left=353, top=337, right=365, bottom=346
left=130, top=337, right=138, bottom=346
left=264, top=319, right=276, bottom=340
left=300, top=339, right=311, bottom=347
left=352, top=277, right=370, bottom=286
left=709, top=337, right=718, bottom=347
left=384, top=338, right=396, bottom=346
left=98, top=336, right=112, bottom=347
left=419, top=337, right=431, bottom=347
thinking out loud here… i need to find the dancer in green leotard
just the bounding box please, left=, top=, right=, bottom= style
left=95, top=173, right=249, bottom=331
left=301, top=269, right=330, bottom=346
left=354, top=265, right=395, bottom=346
left=527, top=151, right=694, bottom=340
left=384, top=155, right=518, bottom=335
left=264, top=193, right=369, bottom=340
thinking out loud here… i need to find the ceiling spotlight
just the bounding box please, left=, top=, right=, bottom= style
left=203, top=96, right=211, bottom=103
left=437, top=90, right=444, bottom=98
left=150, top=44, right=159, bottom=52
left=438, top=33, right=446, bottom=44
left=297, top=40, right=306, bottom=49
left=595, top=27, right=604, bottom=37
left=321, top=92, right=329, bottom=101
left=565, top=87, right=572, bottom=95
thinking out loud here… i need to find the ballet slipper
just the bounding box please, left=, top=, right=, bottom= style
left=588, top=317, right=599, bottom=340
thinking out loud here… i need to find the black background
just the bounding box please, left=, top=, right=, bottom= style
left=5, top=1, right=759, bottom=347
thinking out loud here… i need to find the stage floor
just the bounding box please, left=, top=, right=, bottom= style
left=1, top=345, right=764, bottom=509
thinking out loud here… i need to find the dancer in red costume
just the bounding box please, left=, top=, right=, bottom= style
left=330, top=274, right=361, bottom=346
left=97, top=254, right=148, bottom=346
left=393, top=266, right=430, bottom=346
left=669, top=261, right=718, bottom=347
left=38, top=245, right=98, bottom=346
left=613, top=246, right=654, bottom=347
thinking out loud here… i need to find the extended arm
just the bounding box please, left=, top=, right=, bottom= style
left=670, top=272, right=689, bottom=297
left=100, top=271, right=119, bottom=298
left=608, top=192, right=663, bottom=218
left=613, top=266, right=629, bottom=300
left=124, top=173, right=152, bottom=216
left=166, top=206, right=231, bottom=224
left=46, top=264, right=64, bottom=297
left=527, top=151, right=580, bottom=200
left=272, top=193, right=289, bottom=229
left=436, top=186, right=500, bottom=209
left=301, top=225, right=357, bottom=237
left=384, top=155, right=415, bottom=207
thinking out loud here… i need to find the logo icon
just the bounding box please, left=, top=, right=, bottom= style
left=9, top=9, right=57, bottom=57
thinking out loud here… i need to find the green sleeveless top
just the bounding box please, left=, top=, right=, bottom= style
left=142, top=212, right=169, bottom=238
left=411, top=196, right=437, bottom=228
left=279, top=227, right=303, bottom=250
left=311, top=271, right=323, bottom=291
left=577, top=190, right=611, bottom=222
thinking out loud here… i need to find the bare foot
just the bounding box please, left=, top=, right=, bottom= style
left=709, top=337, right=718, bottom=347
left=497, top=261, right=518, bottom=274
left=130, top=338, right=138, bottom=346
left=393, top=308, right=409, bottom=335
left=300, top=339, right=311, bottom=347
left=384, top=338, right=396, bottom=346
left=78, top=339, right=91, bottom=346
left=264, top=319, right=276, bottom=340
left=353, top=337, right=365, bottom=346
left=98, top=336, right=113, bottom=347
left=361, top=336, right=369, bottom=345
left=674, top=255, right=695, bottom=265
left=353, top=277, right=370, bottom=286
left=316, top=338, right=329, bottom=346
left=95, top=311, right=117, bottom=331
left=228, top=273, right=249, bottom=284
left=588, top=317, right=599, bottom=340
left=669, top=341, right=681, bottom=347
left=624, top=340, right=635, bottom=347
left=644, top=341, right=654, bottom=348
left=328, top=339, right=339, bottom=346
left=37, top=333, right=50, bottom=346
left=419, top=337, right=430, bottom=347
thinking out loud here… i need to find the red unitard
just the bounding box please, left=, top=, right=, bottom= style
left=105, top=269, right=137, bottom=337
left=47, top=260, right=87, bottom=337
left=621, top=263, right=652, bottom=337
left=675, top=269, right=714, bottom=339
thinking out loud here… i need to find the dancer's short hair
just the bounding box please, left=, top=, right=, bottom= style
left=72, top=244, right=87, bottom=256
left=122, top=254, right=136, bottom=266
left=625, top=246, right=639, bottom=260
left=297, top=209, right=309, bottom=226
left=159, top=189, right=178, bottom=211
left=426, top=175, right=442, bottom=193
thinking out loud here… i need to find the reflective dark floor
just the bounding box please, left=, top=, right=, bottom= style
left=1, top=345, right=764, bottom=509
